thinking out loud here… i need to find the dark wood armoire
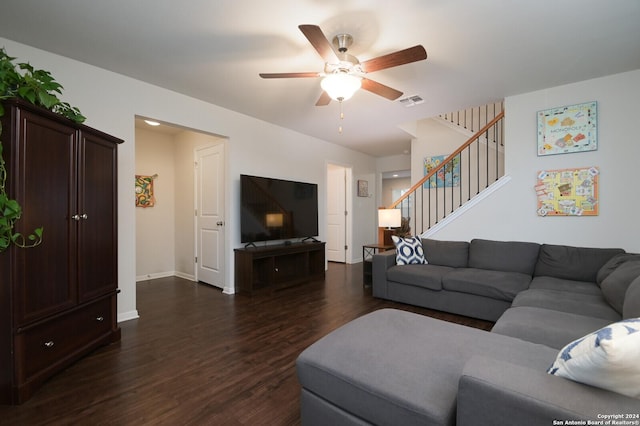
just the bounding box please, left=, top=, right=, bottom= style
left=0, top=99, right=122, bottom=404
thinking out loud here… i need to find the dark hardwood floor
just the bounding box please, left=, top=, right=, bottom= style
left=0, top=262, right=493, bottom=425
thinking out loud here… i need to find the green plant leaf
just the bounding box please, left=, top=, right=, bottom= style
left=0, top=235, right=9, bottom=251
left=17, top=62, right=34, bottom=73
left=37, top=91, right=60, bottom=109
left=17, top=86, right=36, bottom=104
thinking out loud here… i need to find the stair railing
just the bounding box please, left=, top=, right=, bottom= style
left=440, top=101, right=504, bottom=145
left=389, top=111, right=505, bottom=234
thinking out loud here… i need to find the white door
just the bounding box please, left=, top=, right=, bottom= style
left=327, top=164, right=347, bottom=262
left=195, top=144, right=225, bottom=287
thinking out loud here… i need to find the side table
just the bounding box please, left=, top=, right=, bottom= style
left=362, top=243, right=395, bottom=286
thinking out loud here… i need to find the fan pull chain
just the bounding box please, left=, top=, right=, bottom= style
left=338, top=101, right=344, bottom=134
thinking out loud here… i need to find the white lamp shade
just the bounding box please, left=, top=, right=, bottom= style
left=321, top=73, right=362, bottom=101
left=378, top=209, right=402, bottom=228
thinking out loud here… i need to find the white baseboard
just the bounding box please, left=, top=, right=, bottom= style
left=137, top=271, right=198, bottom=282
left=174, top=271, right=196, bottom=282
left=117, top=310, right=139, bottom=323
left=135, top=271, right=176, bottom=282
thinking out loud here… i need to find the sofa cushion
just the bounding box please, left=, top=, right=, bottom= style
left=529, top=276, right=602, bottom=296
left=386, top=264, right=450, bottom=291
left=443, top=268, right=532, bottom=302
left=623, top=276, right=640, bottom=319
left=597, top=253, right=640, bottom=285
left=422, top=239, right=469, bottom=268
left=468, top=239, right=540, bottom=275
left=600, top=260, right=640, bottom=314
left=297, top=309, right=557, bottom=426
left=547, top=318, right=640, bottom=398
left=534, top=244, right=624, bottom=282
left=492, top=306, right=613, bottom=349
left=511, top=289, right=621, bottom=321
left=392, top=235, right=427, bottom=265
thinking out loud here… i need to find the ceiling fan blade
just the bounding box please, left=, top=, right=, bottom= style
left=298, top=24, right=340, bottom=63
left=361, top=78, right=403, bottom=100
left=259, top=72, right=320, bottom=79
left=315, top=91, right=331, bottom=106
left=361, top=45, right=427, bottom=73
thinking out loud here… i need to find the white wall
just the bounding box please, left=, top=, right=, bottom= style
left=0, top=38, right=378, bottom=322
left=427, top=70, right=640, bottom=253
left=135, top=128, right=176, bottom=279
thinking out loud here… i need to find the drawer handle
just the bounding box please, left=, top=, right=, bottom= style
left=95, top=316, right=105, bottom=322
left=44, top=341, right=55, bottom=348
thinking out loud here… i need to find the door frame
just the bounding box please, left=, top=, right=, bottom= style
left=326, top=162, right=353, bottom=264
left=193, top=140, right=228, bottom=290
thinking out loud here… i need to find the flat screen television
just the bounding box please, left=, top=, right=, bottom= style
left=240, top=174, right=319, bottom=244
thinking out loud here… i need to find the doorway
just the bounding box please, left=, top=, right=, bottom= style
left=134, top=117, right=226, bottom=288
left=326, top=163, right=352, bottom=263
left=381, top=170, right=411, bottom=207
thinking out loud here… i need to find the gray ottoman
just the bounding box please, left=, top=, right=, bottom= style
left=296, top=309, right=556, bottom=426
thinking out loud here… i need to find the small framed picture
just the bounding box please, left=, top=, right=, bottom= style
left=357, top=180, right=368, bottom=197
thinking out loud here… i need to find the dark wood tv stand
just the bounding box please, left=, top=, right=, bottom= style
left=234, top=242, right=326, bottom=295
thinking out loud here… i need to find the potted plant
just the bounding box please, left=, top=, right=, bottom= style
left=0, top=47, right=85, bottom=252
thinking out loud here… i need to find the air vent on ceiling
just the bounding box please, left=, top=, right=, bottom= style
left=398, top=95, right=424, bottom=107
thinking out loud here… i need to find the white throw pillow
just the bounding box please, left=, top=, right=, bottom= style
left=547, top=318, right=640, bottom=398
left=391, top=235, right=427, bottom=265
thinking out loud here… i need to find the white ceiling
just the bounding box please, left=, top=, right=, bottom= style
left=1, top=1, right=639, bottom=157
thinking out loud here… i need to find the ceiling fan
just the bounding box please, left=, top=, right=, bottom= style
left=259, top=25, right=427, bottom=106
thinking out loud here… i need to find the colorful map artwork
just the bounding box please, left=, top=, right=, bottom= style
left=537, top=101, right=597, bottom=156
left=135, top=175, right=156, bottom=207
left=423, top=154, right=460, bottom=188
left=535, top=167, right=599, bottom=216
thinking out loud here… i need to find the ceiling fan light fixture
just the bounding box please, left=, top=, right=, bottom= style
left=321, top=72, right=362, bottom=102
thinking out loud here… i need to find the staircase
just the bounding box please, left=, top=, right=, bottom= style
left=388, top=102, right=505, bottom=236
left=439, top=101, right=504, bottom=138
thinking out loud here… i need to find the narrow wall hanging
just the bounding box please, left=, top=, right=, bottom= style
left=135, top=174, right=158, bottom=207
left=535, top=167, right=599, bottom=216
left=357, top=180, right=369, bottom=197
left=537, top=101, right=597, bottom=156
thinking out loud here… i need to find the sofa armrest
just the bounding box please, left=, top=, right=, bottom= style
left=372, top=250, right=396, bottom=298
left=458, top=356, right=640, bottom=426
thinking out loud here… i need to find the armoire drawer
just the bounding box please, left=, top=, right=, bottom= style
left=16, top=297, right=113, bottom=382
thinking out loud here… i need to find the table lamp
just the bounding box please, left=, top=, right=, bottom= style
left=378, top=209, right=402, bottom=245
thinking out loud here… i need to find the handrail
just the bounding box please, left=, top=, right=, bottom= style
left=389, top=111, right=504, bottom=209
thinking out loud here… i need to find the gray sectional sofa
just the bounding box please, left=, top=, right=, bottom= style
left=372, top=238, right=626, bottom=323
left=296, top=238, right=640, bottom=425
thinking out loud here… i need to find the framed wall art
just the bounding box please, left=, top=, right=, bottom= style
left=535, top=167, right=599, bottom=216
left=537, top=101, right=597, bottom=156
left=423, top=154, right=460, bottom=189
left=357, top=179, right=369, bottom=197
left=135, top=174, right=157, bottom=207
